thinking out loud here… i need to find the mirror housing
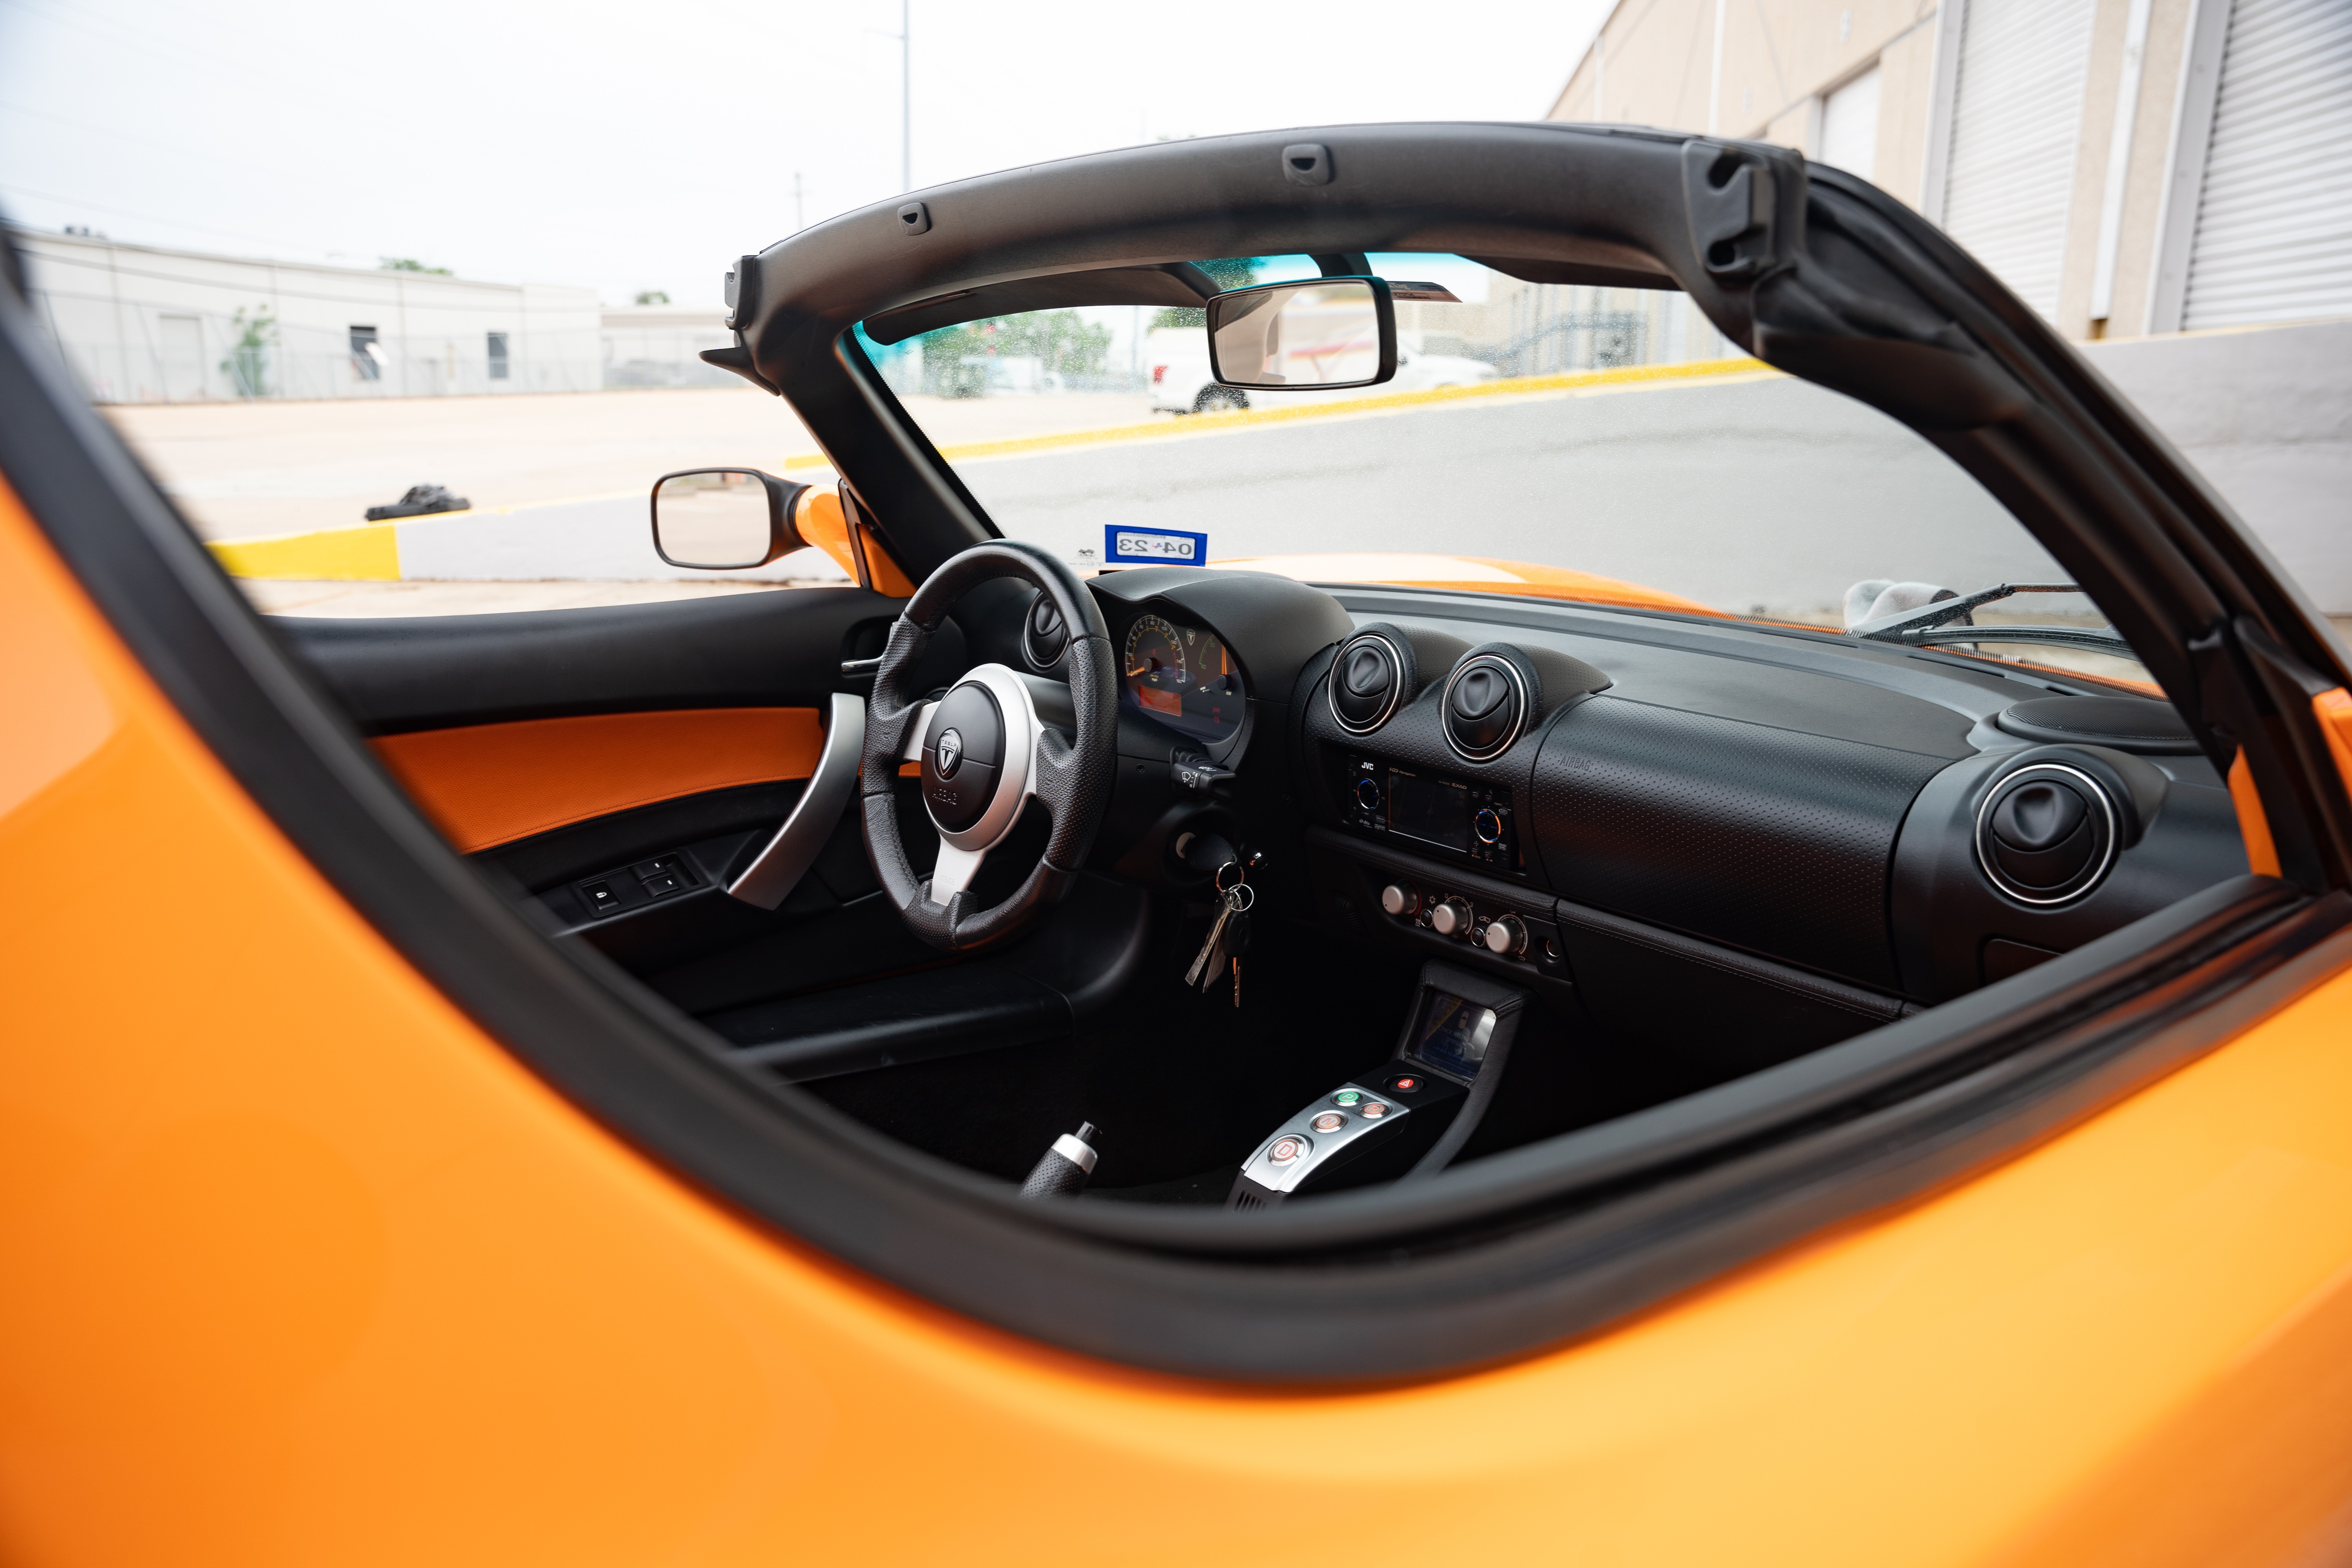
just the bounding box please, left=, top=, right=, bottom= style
left=1206, top=277, right=1397, bottom=391
left=650, top=468, right=806, bottom=570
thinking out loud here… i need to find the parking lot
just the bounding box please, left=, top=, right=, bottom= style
left=109, top=365, right=2352, bottom=648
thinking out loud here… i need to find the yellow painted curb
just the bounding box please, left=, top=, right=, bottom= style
left=913, top=356, right=1774, bottom=466
left=204, top=356, right=1772, bottom=578
left=771, top=356, right=1772, bottom=473
left=209, top=524, right=400, bottom=581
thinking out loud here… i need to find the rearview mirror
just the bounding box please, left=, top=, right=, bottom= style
left=650, top=468, right=802, bottom=569
left=1206, top=277, right=1396, bottom=391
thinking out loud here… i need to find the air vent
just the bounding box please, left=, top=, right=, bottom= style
left=1022, top=590, right=1069, bottom=670
left=1328, top=630, right=1410, bottom=734
left=1975, top=762, right=2119, bottom=906
left=1442, top=652, right=1530, bottom=763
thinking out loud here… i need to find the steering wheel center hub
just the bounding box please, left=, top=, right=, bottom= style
left=922, top=681, right=1008, bottom=834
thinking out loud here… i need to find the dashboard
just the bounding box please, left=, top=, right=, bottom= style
left=1060, top=566, right=2252, bottom=1023
left=1118, top=612, right=1247, bottom=746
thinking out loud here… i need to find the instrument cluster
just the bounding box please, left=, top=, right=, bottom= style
left=1120, top=612, right=1247, bottom=745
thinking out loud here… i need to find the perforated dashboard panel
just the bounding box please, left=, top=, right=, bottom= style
left=1532, top=696, right=1952, bottom=987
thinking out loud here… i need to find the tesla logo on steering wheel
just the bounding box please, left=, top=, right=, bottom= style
left=935, top=728, right=964, bottom=778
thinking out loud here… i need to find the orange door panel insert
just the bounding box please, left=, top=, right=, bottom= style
left=372, top=707, right=823, bottom=852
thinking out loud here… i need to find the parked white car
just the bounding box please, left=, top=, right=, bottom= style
left=1147, top=332, right=1499, bottom=414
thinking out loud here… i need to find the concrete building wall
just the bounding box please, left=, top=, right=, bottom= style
left=10, top=228, right=600, bottom=404
left=2083, top=318, right=2352, bottom=613
left=1544, top=0, right=2347, bottom=342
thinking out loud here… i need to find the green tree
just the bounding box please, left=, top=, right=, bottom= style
left=379, top=257, right=453, bottom=275
left=1153, top=258, right=1263, bottom=328
left=219, top=306, right=276, bottom=398
left=634, top=289, right=670, bottom=305
left=916, top=310, right=1114, bottom=397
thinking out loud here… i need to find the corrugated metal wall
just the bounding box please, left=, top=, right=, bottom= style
left=1938, top=0, right=2099, bottom=321
left=2182, top=0, right=2352, bottom=330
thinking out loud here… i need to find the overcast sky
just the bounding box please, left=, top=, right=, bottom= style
left=0, top=0, right=1611, bottom=306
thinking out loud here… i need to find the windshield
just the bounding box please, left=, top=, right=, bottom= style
left=873, top=254, right=2151, bottom=688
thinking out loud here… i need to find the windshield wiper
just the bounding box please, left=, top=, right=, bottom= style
left=1846, top=582, right=2136, bottom=659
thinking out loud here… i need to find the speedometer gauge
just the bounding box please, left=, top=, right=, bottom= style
left=1119, top=613, right=1248, bottom=745
left=1123, top=615, right=1187, bottom=719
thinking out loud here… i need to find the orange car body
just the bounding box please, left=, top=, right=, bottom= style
left=10, top=470, right=2352, bottom=1566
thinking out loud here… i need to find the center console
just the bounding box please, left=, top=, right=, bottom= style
left=1228, top=962, right=1528, bottom=1209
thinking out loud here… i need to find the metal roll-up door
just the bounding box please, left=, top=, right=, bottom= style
left=2182, top=0, right=2352, bottom=330
left=1938, top=0, right=2098, bottom=321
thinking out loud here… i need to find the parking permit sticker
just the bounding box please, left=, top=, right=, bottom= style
left=1105, top=526, right=1206, bottom=566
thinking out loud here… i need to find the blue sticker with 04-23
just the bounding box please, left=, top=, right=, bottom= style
left=1105, top=525, right=1206, bottom=566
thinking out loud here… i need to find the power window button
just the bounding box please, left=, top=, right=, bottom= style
left=634, top=855, right=691, bottom=897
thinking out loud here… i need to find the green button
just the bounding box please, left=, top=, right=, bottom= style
left=1334, top=1091, right=1362, bottom=1106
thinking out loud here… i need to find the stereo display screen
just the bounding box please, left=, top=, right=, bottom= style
left=1386, top=769, right=1469, bottom=852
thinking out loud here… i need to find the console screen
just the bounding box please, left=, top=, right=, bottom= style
left=1387, top=769, right=1468, bottom=852
left=1410, top=989, right=1496, bottom=1080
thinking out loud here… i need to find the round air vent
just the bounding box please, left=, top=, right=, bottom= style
left=1022, top=590, right=1069, bottom=670
left=1975, top=762, right=2119, bottom=906
left=1328, top=629, right=1410, bottom=734
left=1442, top=650, right=1531, bottom=763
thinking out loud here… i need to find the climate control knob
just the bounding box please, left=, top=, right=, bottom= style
left=1482, top=913, right=1527, bottom=957
left=1429, top=898, right=1474, bottom=938
left=1379, top=882, right=1420, bottom=917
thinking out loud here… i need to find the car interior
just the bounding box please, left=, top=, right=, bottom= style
left=58, top=122, right=2331, bottom=1377
left=286, top=505, right=2250, bottom=1207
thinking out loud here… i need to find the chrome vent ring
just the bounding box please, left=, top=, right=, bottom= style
left=1441, top=652, right=1530, bottom=763
left=1974, top=762, right=2120, bottom=906
left=1328, top=631, right=1409, bottom=735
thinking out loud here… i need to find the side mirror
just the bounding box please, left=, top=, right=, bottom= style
left=1206, top=277, right=1396, bottom=391
left=650, top=468, right=804, bottom=569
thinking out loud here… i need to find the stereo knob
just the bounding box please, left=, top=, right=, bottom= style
left=1429, top=898, right=1473, bottom=938
left=1483, top=913, right=1527, bottom=957
left=1354, top=776, right=1383, bottom=812
left=1474, top=806, right=1505, bottom=845
left=1379, top=882, right=1420, bottom=917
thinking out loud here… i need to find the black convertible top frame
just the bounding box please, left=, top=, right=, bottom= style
left=727, top=121, right=2352, bottom=894
left=10, top=125, right=2352, bottom=1382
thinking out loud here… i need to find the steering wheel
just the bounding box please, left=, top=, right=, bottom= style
left=860, top=541, right=1118, bottom=952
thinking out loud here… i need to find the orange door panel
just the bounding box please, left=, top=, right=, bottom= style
left=370, top=708, right=823, bottom=852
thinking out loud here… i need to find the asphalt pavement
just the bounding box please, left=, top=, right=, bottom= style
left=956, top=372, right=2078, bottom=620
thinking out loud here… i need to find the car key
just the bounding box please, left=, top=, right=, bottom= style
left=1184, top=872, right=1243, bottom=988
